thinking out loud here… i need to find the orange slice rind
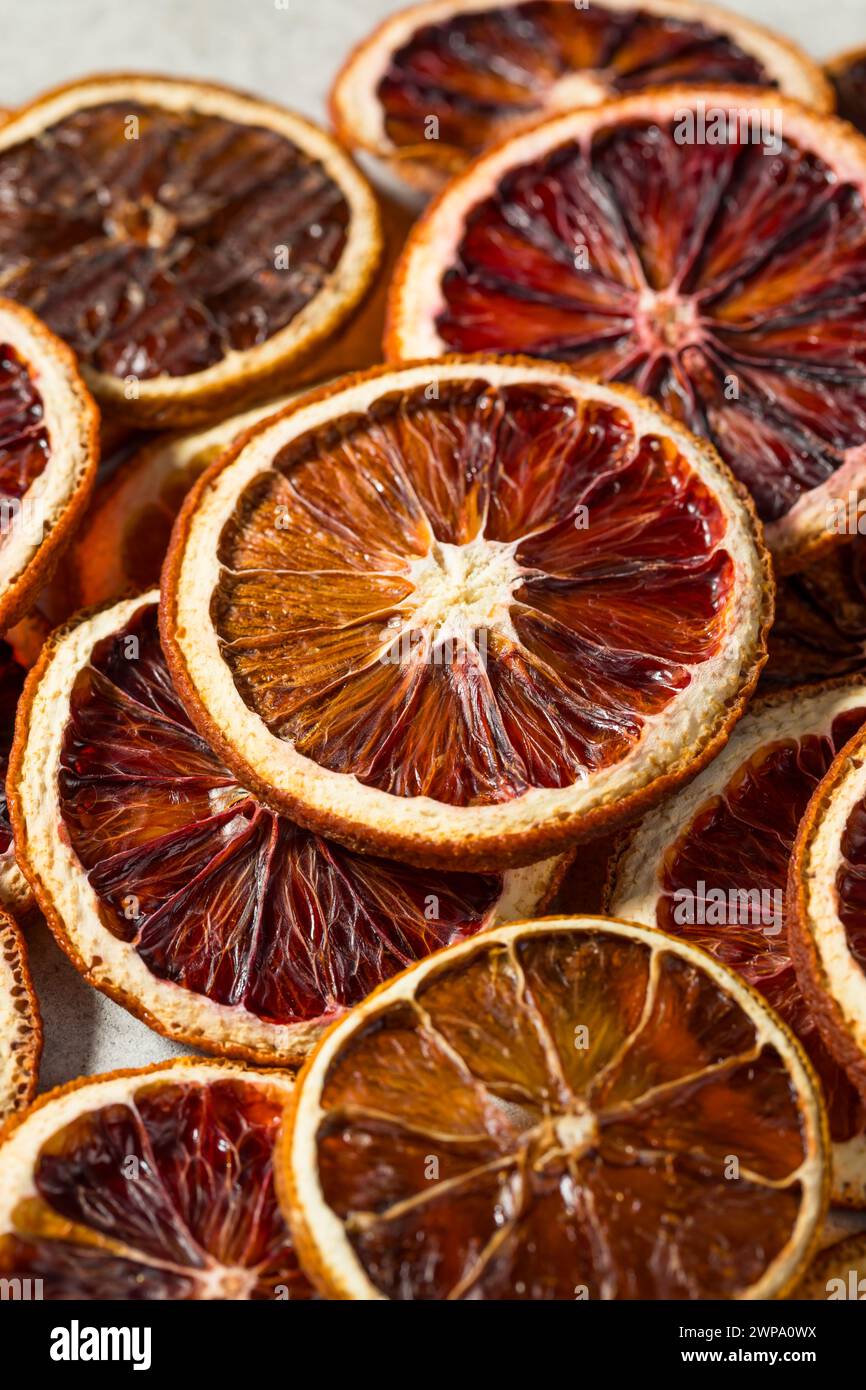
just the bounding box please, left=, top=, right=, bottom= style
left=0, top=911, right=40, bottom=1124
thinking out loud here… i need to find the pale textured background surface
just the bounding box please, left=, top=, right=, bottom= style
left=5, top=0, right=864, bottom=1089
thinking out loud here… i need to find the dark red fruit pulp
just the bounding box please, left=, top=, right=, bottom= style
left=832, top=54, right=866, bottom=136
left=658, top=707, right=866, bottom=1141
left=214, top=379, right=733, bottom=805
left=58, top=603, right=504, bottom=1025
left=0, top=1076, right=312, bottom=1299
left=765, top=539, right=866, bottom=687
left=0, top=102, right=349, bottom=379
left=378, top=2, right=771, bottom=159
left=434, top=119, right=866, bottom=526
left=0, top=341, right=49, bottom=503
left=833, top=796, right=866, bottom=980
left=0, top=641, right=25, bottom=855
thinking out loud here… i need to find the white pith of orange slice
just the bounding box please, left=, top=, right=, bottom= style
left=278, top=915, right=828, bottom=1301
left=0, top=910, right=40, bottom=1124
left=0, top=74, right=383, bottom=427
left=0, top=298, right=98, bottom=632
left=385, top=87, right=866, bottom=572
left=160, top=355, right=771, bottom=872
left=0, top=1058, right=310, bottom=1300
left=607, top=677, right=866, bottom=1208
left=332, top=0, right=832, bottom=192
left=9, top=590, right=565, bottom=1062
left=790, top=723, right=866, bottom=1104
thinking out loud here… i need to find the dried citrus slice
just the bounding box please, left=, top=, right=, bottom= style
left=161, top=356, right=771, bottom=871
left=0, top=640, right=32, bottom=916
left=10, top=591, right=562, bottom=1061
left=278, top=915, right=828, bottom=1300
left=387, top=88, right=866, bottom=570
left=790, top=722, right=866, bottom=1103
left=0, top=297, right=97, bottom=631
left=765, top=540, right=866, bottom=688
left=796, top=1232, right=866, bottom=1299
left=0, top=910, right=40, bottom=1123
left=607, top=679, right=866, bottom=1206
left=332, top=0, right=831, bottom=191
left=0, top=74, right=382, bottom=426
left=0, top=1058, right=312, bottom=1299
left=828, top=47, right=866, bottom=136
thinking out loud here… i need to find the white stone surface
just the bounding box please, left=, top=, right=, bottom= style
left=8, top=0, right=864, bottom=1092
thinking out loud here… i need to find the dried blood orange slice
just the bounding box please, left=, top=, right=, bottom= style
left=0, top=1058, right=312, bottom=1300
left=0, top=911, right=40, bottom=1123
left=607, top=679, right=866, bottom=1206
left=161, top=356, right=771, bottom=872
left=10, top=592, right=562, bottom=1062
left=332, top=0, right=831, bottom=192
left=828, top=48, right=866, bottom=136
left=796, top=1232, right=866, bottom=1299
left=278, top=915, right=828, bottom=1300
left=765, top=540, right=866, bottom=688
left=790, top=722, right=866, bottom=1103
left=387, top=89, right=866, bottom=570
left=0, top=640, right=32, bottom=916
left=69, top=396, right=299, bottom=611
left=0, top=74, right=382, bottom=427
left=0, top=298, right=97, bottom=631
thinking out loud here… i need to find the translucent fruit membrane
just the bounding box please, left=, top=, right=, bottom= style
left=658, top=707, right=866, bottom=1143
left=59, top=604, right=507, bottom=1025
left=313, top=927, right=814, bottom=1299
left=0, top=102, right=348, bottom=379
left=434, top=120, right=866, bottom=528
left=214, top=378, right=734, bottom=805
left=0, top=1075, right=312, bottom=1299
left=0, top=342, right=49, bottom=506
left=766, top=540, right=866, bottom=686
left=832, top=54, right=866, bottom=136
left=379, top=2, right=774, bottom=162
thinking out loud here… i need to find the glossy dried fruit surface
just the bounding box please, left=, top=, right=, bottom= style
left=0, top=1063, right=311, bottom=1300
left=389, top=94, right=866, bottom=565
left=0, top=344, right=49, bottom=500
left=283, top=918, right=827, bottom=1300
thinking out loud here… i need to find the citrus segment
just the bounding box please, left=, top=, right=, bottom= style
left=0, top=75, right=381, bottom=425
left=0, top=298, right=97, bottom=631
left=9, top=592, right=562, bottom=1061
left=608, top=680, right=866, bottom=1205
left=279, top=916, right=827, bottom=1300
left=161, top=357, right=770, bottom=871
left=0, top=911, right=40, bottom=1122
left=332, top=0, right=831, bottom=190
left=0, top=1060, right=311, bottom=1299
left=790, top=723, right=866, bottom=1102
left=387, top=91, right=866, bottom=568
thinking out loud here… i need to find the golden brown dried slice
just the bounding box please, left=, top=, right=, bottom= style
left=0, top=911, right=40, bottom=1123
left=279, top=915, right=828, bottom=1300
left=796, top=1232, right=866, bottom=1299
left=607, top=679, right=866, bottom=1206
left=0, top=1059, right=311, bottom=1300
left=387, top=89, right=866, bottom=571
left=0, top=74, right=382, bottom=426
left=9, top=592, right=563, bottom=1062
left=161, top=356, right=771, bottom=872
left=0, top=298, right=97, bottom=632
left=333, top=0, right=831, bottom=191
left=790, top=723, right=866, bottom=1103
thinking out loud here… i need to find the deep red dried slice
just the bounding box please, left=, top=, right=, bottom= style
left=161, top=357, right=770, bottom=871
left=0, top=1060, right=311, bottom=1300
left=0, top=75, right=381, bottom=426
left=9, top=592, right=562, bottom=1062
left=790, top=723, right=866, bottom=1103
left=332, top=0, right=831, bottom=190
left=279, top=916, right=828, bottom=1300
left=608, top=679, right=866, bottom=1205
left=828, top=48, right=866, bottom=136
left=388, top=90, right=866, bottom=569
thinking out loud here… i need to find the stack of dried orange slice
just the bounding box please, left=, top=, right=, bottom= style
left=4, top=0, right=866, bottom=1305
